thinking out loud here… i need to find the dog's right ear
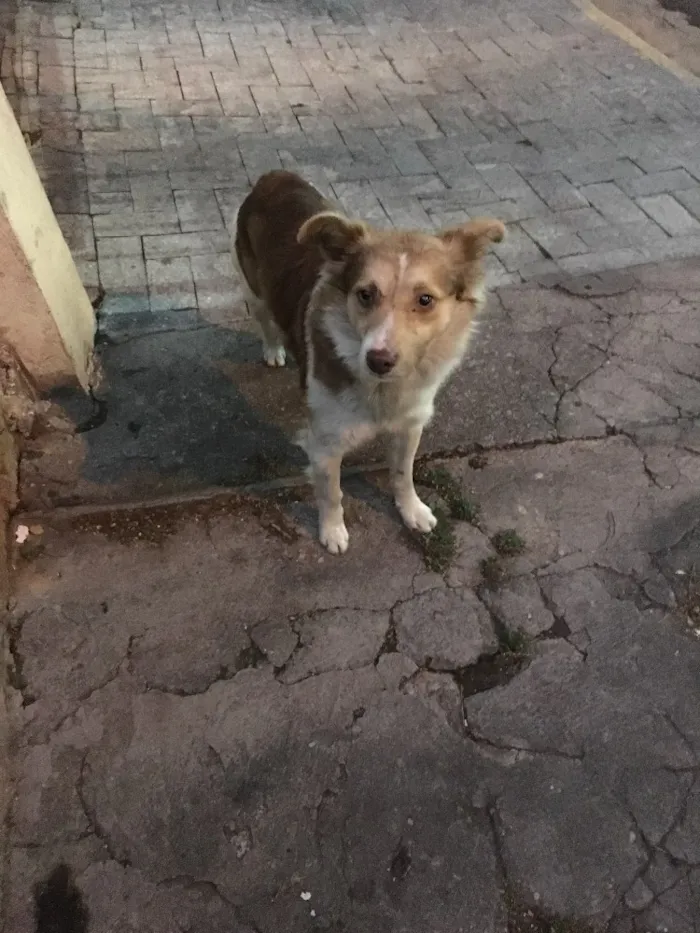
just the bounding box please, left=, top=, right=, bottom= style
left=298, top=211, right=367, bottom=263
left=440, top=218, right=506, bottom=261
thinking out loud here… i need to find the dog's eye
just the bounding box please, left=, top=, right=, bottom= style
left=417, top=294, right=434, bottom=308
left=356, top=287, right=375, bottom=307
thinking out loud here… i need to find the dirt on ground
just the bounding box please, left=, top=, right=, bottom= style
left=595, top=0, right=700, bottom=74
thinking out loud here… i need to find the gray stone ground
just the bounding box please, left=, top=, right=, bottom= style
left=4, top=0, right=700, bottom=929
left=7, top=262, right=700, bottom=932
left=4, top=0, right=700, bottom=500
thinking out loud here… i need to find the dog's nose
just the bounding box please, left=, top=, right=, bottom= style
left=366, top=348, right=398, bottom=376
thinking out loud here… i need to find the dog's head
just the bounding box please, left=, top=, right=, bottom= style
left=298, top=212, right=505, bottom=380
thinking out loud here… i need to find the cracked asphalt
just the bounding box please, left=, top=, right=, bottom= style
left=7, top=260, right=700, bottom=932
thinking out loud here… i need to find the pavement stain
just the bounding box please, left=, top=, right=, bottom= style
left=67, top=493, right=300, bottom=546
left=506, top=893, right=598, bottom=933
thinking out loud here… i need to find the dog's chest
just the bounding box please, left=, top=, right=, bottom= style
left=308, top=373, right=442, bottom=451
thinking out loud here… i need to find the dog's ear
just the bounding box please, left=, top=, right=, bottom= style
left=440, top=218, right=505, bottom=302
left=298, top=211, right=367, bottom=263
left=440, top=218, right=506, bottom=261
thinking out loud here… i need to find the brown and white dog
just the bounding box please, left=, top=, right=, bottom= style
left=233, top=170, right=505, bottom=554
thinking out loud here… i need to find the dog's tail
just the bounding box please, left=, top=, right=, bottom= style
left=34, top=864, right=89, bottom=933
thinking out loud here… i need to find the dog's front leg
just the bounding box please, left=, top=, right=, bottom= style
left=310, top=450, right=348, bottom=554
left=390, top=424, right=437, bottom=534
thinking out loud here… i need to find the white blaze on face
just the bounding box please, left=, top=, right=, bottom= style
left=362, top=311, right=395, bottom=357
left=359, top=253, right=408, bottom=359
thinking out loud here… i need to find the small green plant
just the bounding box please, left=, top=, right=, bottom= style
left=492, top=528, right=526, bottom=556
left=450, top=496, right=480, bottom=524
left=418, top=507, right=456, bottom=574
left=499, top=628, right=528, bottom=655
left=481, top=555, right=505, bottom=587
left=415, top=464, right=480, bottom=524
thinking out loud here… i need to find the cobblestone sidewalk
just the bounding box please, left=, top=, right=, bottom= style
left=2, top=0, right=700, bottom=339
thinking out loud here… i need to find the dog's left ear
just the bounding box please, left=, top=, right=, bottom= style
left=440, top=218, right=506, bottom=261
left=298, top=211, right=367, bottom=263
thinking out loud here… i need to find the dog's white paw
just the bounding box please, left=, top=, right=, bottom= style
left=263, top=345, right=286, bottom=367
left=320, top=519, right=349, bottom=554
left=398, top=495, right=437, bottom=534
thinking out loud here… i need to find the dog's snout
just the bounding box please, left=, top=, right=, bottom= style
left=366, top=348, right=397, bottom=376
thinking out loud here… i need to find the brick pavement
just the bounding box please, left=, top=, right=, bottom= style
left=2, top=0, right=700, bottom=338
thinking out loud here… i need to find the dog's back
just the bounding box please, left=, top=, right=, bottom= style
left=234, top=170, right=333, bottom=380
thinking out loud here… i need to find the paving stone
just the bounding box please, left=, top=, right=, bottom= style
left=525, top=171, right=590, bottom=210
left=475, top=163, right=533, bottom=199
left=93, top=210, right=180, bottom=237
left=493, top=225, right=545, bottom=271
left=562, top=157, right=644, bottom=187
left=379, top=196, right=432, bottom=228
left=88, top=190, right=133, bottom=214
left=480, top=575, right=555, bottom=636
left=578, top=219, right=669, bottom=252
left=446, top=525, right=496, bottom=588
left=278, top=609, right=388, bottom=684
left=75, top=259, right=99, bottom=290
left=671, top=184, right=700, bottom=220
left=579, top=182, right=649, bottom=226
left=98, top=255, right=147, bottom=290
left=618, top=169, right=698, bottom=199
left=332, top=180, right=391, bottom=227
left=250, top=618, right=298, bottom=668
left=190, top=252, right=243, bottom=322
left=395, top=587, right=498, bottom=669
left=521, top=218, right=590, bottom=258
left=96, top=236, right=143, bottom=260
left=147, top=256, right=196, bottom=312
left=174, top=189, right=225, bottom=232
left=130, top=173, right=176, bottom=213
left=637, top=194, right=700, bottom=237
left=557, top=246, right=647, bottom=275
left=142, top=230, right=230, bottom=258
left=55, top=213, right=96, bottom=260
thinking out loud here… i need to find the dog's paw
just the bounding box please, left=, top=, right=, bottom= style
left=397, top=495, right=437, bottom=534
left=320, top=519, right=349, bottom=554
left=263, top=345, right=286, bottom=367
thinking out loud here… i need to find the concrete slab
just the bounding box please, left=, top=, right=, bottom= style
left=8, top=421, right=700, bottom=932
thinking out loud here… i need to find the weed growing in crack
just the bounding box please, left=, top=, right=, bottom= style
left=499, top=628, right=529, bottom=655
left=492, top=529, right=526, bottom=557
left=415, top=464, right=480, bottom=524
left=481, top=555, right=506, bottom=587
left=450, top=496, right=480, bottom=524
left=415, top=506, right=456, bottom=574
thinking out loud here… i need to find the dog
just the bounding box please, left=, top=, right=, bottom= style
left=233, top=170, right=505, bottom=554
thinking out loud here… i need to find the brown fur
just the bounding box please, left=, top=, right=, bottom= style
left=234, top=171, right=339, bottom=388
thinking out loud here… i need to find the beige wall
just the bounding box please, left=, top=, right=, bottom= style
left=0, top=82, right=95, bottom=390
